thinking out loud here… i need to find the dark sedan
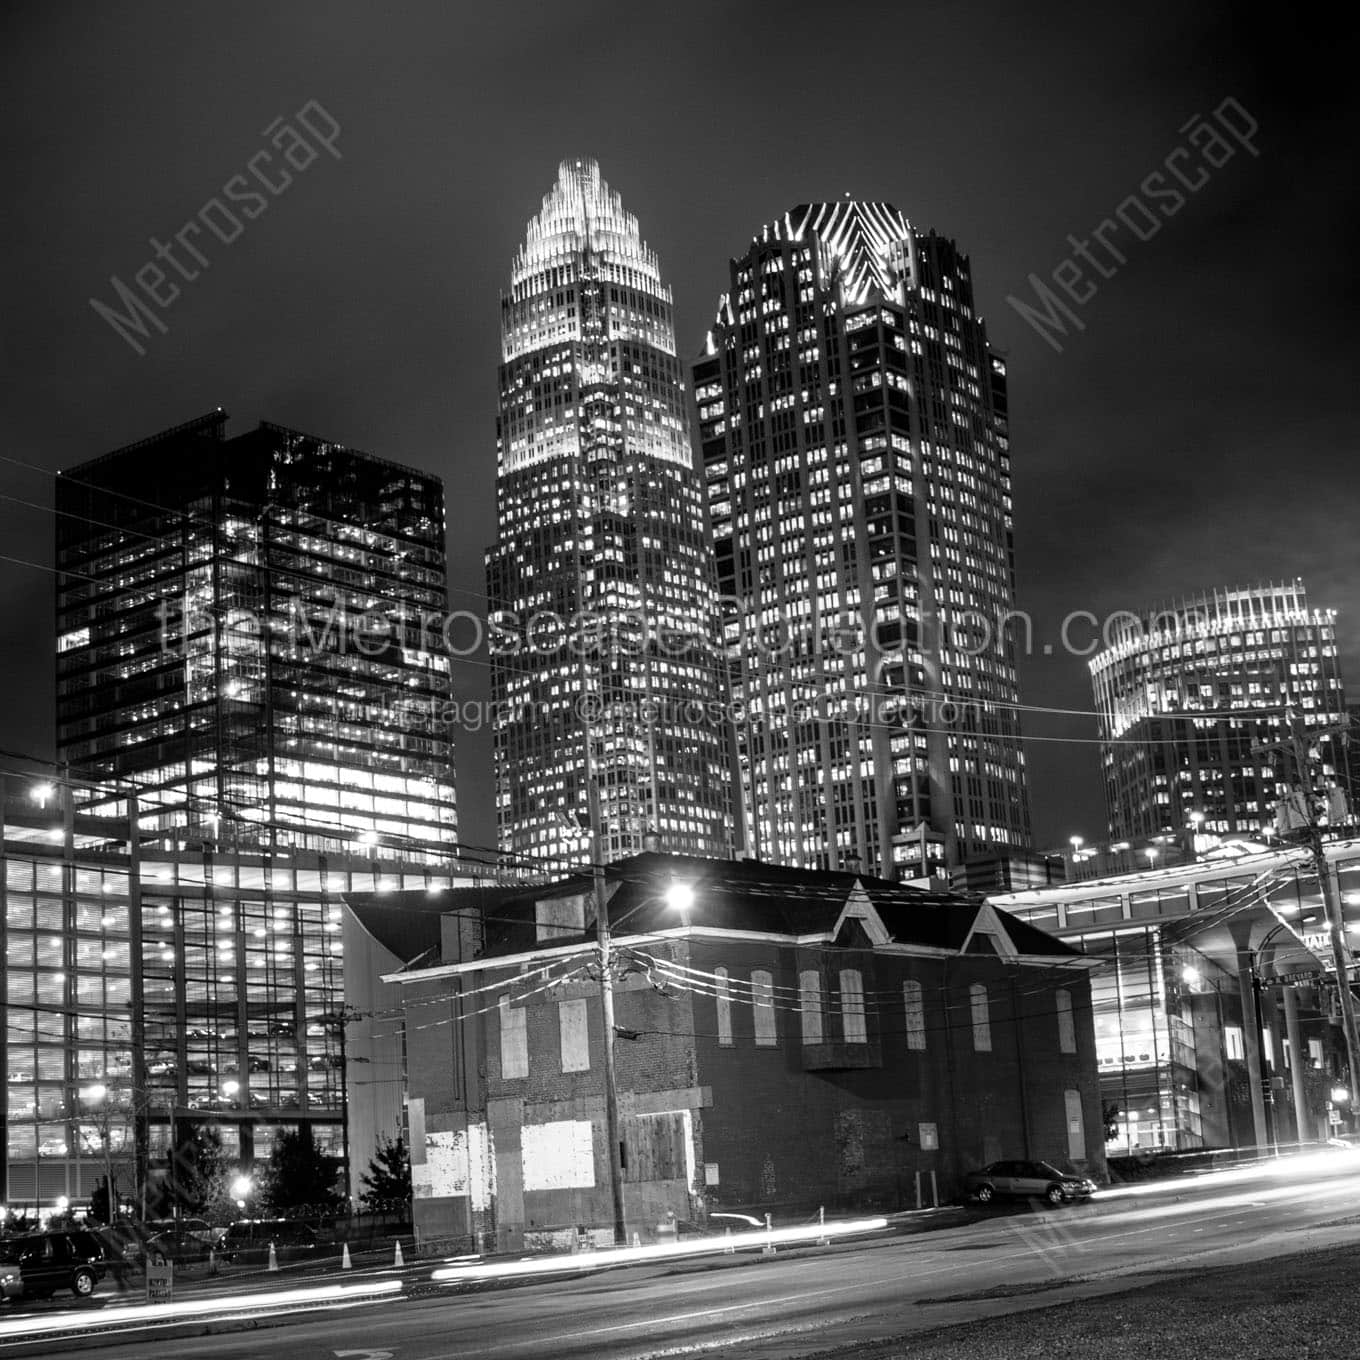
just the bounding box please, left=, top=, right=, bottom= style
left=963, top=1159, right=1097, bottom=1206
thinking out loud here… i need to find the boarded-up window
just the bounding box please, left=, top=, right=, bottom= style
left=840, top=969, right=867, bottom=1044
left=499, top=996, right=528, bottom=1079
left=1065, top=1088, right=1086, bottom=1162
left=521, top=1120, right=595, bottom=1190
left=752, top=970, right=776, bottom=1046
left=903, top=979, right=926, bottom=1051
left=715, top=966, right=733, bottom=1046
left=536, top=892, right=586, bottom=942
left=622, top=1110, right=691, bottom=1184
left=970, top=983, right=991, bottom=1053
left=559, top=998, right=590, bottom=1072
left=799, top=970, right=824, bottom=1045
left=1056, top=988, right=1076, bottom=1054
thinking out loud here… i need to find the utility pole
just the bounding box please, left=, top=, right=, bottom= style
left=1253, top=714, right=1360, bottom=1103
left=585, top=743, right=627, bottom=1246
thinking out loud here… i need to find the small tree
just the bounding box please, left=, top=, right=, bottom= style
left=358, top=1133, right=411, bottom=1212
left=165, top=1121, right=232, bottom=1216
left=260, top=1127, right=343, bottom=1212
left=87, top=1177, right=112, bottom=1224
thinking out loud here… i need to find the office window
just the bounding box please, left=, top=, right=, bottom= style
left=1225, top=1026, right=1245, bottom=1061
left=1056, top=988, right=1076, bottom=1054
left=1309, top=1037, right=1325, bottom=1068
left=715, top=966, right=733, bottom=1047
left=799, top=970, right=823, bottom=1045
left=903, top=979, right=926, bottom=1051
left=840, top=969, right=866, bottom=1044
left=559, top=998, right=589, bottom=1073
left=970, top=983, right=992, bottom=1052
left=499, top=996, right=528, bottom=1079
left=752, top=970, right=776, bottom=1046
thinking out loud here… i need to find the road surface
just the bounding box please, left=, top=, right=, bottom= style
left=23, top=1152, right=1360, bottom=1360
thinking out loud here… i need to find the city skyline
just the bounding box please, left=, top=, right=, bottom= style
left=2, top=3, right=1354, bottom=861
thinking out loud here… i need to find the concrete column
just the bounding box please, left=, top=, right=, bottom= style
left=1283, top=985, right=1309, bottom=1148
left=1234, top=951, right=1270, bottom=1152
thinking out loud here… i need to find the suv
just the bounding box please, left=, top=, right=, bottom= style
left=0, top=1230, right=126, bottom=1299
left=219, top=1219, right=319, bottom=1266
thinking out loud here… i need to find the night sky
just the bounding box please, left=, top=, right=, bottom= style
left=3, top=1, right=1355, bottom=856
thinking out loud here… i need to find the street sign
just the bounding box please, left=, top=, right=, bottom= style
left=145, top=1262, right=172, bottom=1303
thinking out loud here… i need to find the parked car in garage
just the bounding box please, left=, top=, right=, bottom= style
left=0, top=1230, right=127, bottom=1299
left=963, top=1159, right=1097, bottom=1206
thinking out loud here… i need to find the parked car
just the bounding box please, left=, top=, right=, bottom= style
left=218, top=1219, right=319, bottom=1265
left=963, top=1159, right=1097, bottom=1206
left=146, top=1229, right=214, bottom=1264
left=146, top=1217, right=221, bottom=1245
left=0, top=1230, right=127, bottom=1299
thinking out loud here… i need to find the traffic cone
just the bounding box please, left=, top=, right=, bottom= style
left=267, top=1241, right=279, bottom=1272
left=393, top=1240, right=404, bottom=1267
left=341, top=1242, right=352, bottom=1270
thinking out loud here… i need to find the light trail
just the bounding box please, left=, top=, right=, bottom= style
left=0, top=1278, right=401, bottom=1342
left=429, top=1216, right=889, bottom=1283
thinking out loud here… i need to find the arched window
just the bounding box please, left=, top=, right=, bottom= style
left=970, top=983, right=992, bottom=1052
left=1056, top=987, right=1076, bottom=1054
left=903, top=979, right=926, bottom=1051
left=840, top=969, right=866, bottom=1044
left=799, top=970, right=824, bottom=1045
left=714, top=966, right=732, bottom=1047
left=751, top=970, right=776, bottom=1046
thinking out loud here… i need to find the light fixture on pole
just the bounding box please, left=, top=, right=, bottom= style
left=81, top=1083, right=116, bottom=1224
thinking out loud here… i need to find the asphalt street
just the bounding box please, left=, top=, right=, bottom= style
left=21, top=1153, right=1360, bottom=1360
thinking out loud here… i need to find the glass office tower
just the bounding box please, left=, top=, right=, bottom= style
left=1, top=771, right=458, bottom=1212
left=55, top=411, right=458, bottom=855
left=1090, top=580, right=1350, bottom=841
left=486, top=159, right=731, bottom=869
left=694, top=202, right=1032, bottom=877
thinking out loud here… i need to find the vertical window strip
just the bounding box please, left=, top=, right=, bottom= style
left=903, top=979, right=926, bottom=1051
left=970, top=983, right=992, bottom=1052
left=714, top=966, right=733, bottom=1047
left=752, top=969, right=777, bottom=1046
left=1056, top=987, right=1076, bottom=1054
left=799, top=970, right=823, bottom=1045
left=840, top=969, right=866, bottom=1044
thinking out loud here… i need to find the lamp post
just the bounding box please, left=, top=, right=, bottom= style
left=81, top=1084, right=116, bottom=1224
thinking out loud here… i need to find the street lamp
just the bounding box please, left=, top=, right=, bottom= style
left=80, top=1083, right=116, bottom=1224
left=230, top=1174, right=252, bottom=1212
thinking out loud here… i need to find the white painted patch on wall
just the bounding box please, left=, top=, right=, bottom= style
left=417, top=1123, right=496, bottom=1208
left=522, top=1119, right=595, bottom=1190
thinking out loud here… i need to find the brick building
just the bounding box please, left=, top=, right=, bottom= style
left=379, top=854, right=1103, bottom=1251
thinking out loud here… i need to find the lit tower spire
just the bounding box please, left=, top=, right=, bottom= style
left=487, top=160, right=732, bottom=872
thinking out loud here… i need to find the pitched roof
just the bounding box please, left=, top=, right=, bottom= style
left=474, top=852, right=1081, bottom=963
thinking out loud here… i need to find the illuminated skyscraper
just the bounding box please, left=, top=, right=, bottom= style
left=1091, top=580, right=1351, bottom=841
left=487, top=159, right=732, bottom=868
left=55, top=411, right=458, bottom=854
left=694, top=203, right=1032, bottom=878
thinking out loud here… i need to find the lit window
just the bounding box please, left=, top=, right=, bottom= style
left=970, top=983, right=992, bottom=1052
left=751, top=970, right=776, bottom=1047
left=800, top=970, right=823, bottom=1045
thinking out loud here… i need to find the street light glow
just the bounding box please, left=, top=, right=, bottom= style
left=665, top=881, right=695, bottom=913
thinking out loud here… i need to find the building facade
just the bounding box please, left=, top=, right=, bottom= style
left=387, top=853, right=1102, bottom=1252
left=1090, top=580, right=1350, bottom=843
left=992, top=838, right=1360, bottom=1156
left=56, top=410, right=458, bottom=856
left=485, top=160, right=733, bottom=873
left=693, top=202, right=1032, bottom=879
left=1, top=768, right=466, bottom=1214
